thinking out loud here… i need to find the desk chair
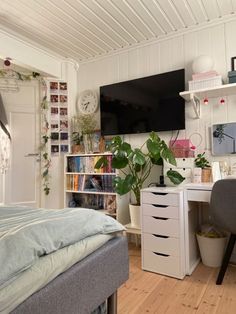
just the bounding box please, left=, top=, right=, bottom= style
left=210, top=179, right=236, bottom=285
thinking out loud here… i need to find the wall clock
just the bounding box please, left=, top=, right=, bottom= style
left=78, top=90, right=98, bottom=114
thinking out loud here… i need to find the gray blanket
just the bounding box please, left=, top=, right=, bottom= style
left=0, top=207, right=125, bottom=287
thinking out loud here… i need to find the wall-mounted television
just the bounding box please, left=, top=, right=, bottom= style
left=100, top=69, right=185, bottom=136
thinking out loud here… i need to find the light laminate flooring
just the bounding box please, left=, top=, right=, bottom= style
left=118, top=244, right=236, bottom=314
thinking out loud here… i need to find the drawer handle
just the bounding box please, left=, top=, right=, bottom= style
left=151, top=192, right=168, bottom=196
left=152, top=216, right=168, bottom=220
left=152, top=204, right=168, bottom=208
left=153, top=234, right=169, bottom=239
left=153, top=252, right=169, bottom=257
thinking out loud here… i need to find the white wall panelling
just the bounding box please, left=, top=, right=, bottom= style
left=78, top=19, right=236, bottom=175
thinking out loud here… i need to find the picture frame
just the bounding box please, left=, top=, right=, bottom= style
left=231, top=56, right=236, bottom=71
left=104, top=136, right=113, bottom=152
left=92, top=130, right=101, bottom=153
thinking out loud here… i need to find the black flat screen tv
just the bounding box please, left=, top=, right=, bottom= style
left=100, top=69, right=185, bottom=136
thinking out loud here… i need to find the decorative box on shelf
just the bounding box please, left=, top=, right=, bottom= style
left=228, top=71, right=236, bottom=83
left=169, top=139, right=195, bottom=158
left=188, top=75, right=222, bottom=91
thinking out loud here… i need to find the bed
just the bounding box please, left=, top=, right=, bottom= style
left=0, top=206, right=129, bottom=314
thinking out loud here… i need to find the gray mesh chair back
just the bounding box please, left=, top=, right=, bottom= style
left=210, top=179, right=236, bottom=284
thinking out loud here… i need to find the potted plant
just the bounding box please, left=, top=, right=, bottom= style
left=194, top=152, right=211, bottom=182
left=71, top=132, right=83, bottom=154
left=72, top=114, right=97, bottom=153
left=95, top=132, right=185, bottom=228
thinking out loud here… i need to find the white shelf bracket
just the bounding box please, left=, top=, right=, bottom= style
left=190, top=93, right=200, bottom=119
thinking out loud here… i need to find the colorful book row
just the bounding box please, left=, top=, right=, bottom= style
left=66, top=174, right=114, bottom=192
left=67, top=155, right=114, bottom=173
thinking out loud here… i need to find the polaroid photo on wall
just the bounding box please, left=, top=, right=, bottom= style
left=51, top=107, right=59, bottom=117
left=60, top=145, right=69, bottom=153
left=50, top=94, right=58, bottom=103
left=51, top=132, right=59, bottom=142
left=50, top=81, right=58, bottom=92
left=60, top=95, right=67, bottom=104
left=60, top=107, right=68, bottom=117
left=51, top=121, right=59, bottom=132
left=60, top=120, right=68, bottom=131
left=60, top=132, right=68, bottom=141
left=59, top=82, right=67, bottom=92
left=51, top=145, right=59, bottom=156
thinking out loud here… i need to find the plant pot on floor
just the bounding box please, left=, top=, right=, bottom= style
left=129, top=204, right=141, bottom=229
left=196, top=233, right=227, bottom=267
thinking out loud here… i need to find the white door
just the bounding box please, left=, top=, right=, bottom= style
left=1, top=80, right=41, bottom=207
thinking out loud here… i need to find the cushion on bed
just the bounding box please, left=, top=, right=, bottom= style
left=0, top=207, right=125, bottom=287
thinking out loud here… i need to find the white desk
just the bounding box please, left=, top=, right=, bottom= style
left=184, top=182, right=213, bottom=275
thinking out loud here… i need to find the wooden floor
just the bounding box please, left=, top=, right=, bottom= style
left=118, top=244, right=236, bottom=314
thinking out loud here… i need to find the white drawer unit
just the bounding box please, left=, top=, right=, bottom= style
left=143, top=233, right=180, bottom=256
left=142, top=191, right=179, bottom=206
left=142, top=204, right=179, bottom=219
left=141, top=187, right=185, bottom=279
left=142, top=215, right=179, bottom=237
left=143, top=250, right=181, bottom=278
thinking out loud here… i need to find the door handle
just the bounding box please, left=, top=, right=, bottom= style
left=24, top=153, right=41, bottom=162
left=24, top=153, right=40, bottom=157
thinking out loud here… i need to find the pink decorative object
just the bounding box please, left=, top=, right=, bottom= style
left=169, top=139, right=195, bottom=158
left=192, top=70, right=218, bottom=81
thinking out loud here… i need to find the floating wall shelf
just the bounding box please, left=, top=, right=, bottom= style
left=179, top=82, right=236, bottom=118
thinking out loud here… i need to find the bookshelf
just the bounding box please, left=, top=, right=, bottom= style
left=64, top=152, right=130, bottom=224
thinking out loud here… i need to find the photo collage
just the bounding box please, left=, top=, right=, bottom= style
left=49, top=81, right=69, bottom=155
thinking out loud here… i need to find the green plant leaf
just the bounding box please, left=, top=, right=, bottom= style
left=133, top=149, right=146, bottom=165
left=150, top=155, right=162, bottom=165
left=167, top=169, right=185, bottom=185
left=147, top=138, right=161, bottom=156
left=94, top=156, right=108, bottom=169
left=113, top=175, right=135, bottom=195
left=42, top=169, right=49, bottom=177
left=112, top=155, right=128, bottom=169
left=121, top=142, right=131, bottom=153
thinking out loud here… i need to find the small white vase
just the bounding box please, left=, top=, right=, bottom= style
left=129, top=204, right=141, bottom=229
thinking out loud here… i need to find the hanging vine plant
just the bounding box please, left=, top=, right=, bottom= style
left=0, top=68, right=51, bottom=195
left=40, top=92, right=51, bottom=195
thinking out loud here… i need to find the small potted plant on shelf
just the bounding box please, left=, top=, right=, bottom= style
left=194, top=152, right=211, bottom=182
left=72, top=114, right=97, bottom=153
left=95, top=131, right=185, bottom=228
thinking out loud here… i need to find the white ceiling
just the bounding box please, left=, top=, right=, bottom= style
left=0, top=0, right=236, bottom=63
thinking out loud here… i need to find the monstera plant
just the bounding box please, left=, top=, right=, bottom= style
left=95, top=132, right=185, bottom=206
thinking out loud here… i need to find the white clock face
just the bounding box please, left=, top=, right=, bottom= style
left=78, top=90, right=98, bottom=114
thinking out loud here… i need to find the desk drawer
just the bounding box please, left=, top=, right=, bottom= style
left=142, top=204, right=179, bottom=219
left=142, top=192, right=179, bottom=206
left=142, top=215, right=179, bottom=237
left=143, top=250, right=182, bottom=278
left=143, top=233, right=180, bottom=256
left=187, top=190, right=211, bottom=202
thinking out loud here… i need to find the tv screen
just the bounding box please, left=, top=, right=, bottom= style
left=100, top=69, right=185, bottom=136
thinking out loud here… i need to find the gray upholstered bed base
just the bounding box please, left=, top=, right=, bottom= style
left=11, top=236, right=129, bottom=314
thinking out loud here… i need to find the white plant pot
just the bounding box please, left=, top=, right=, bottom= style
left=196, top=234, right=227, bottom=267
left=129, top=204, right=141, bottom=229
